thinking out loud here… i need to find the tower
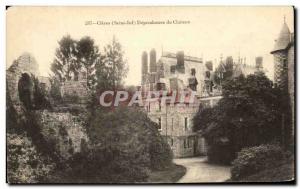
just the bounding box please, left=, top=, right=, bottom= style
left=271, top=18, right=291, bottom=88
left=149, top=49, right=157, bottom=73
left=141, top=51, right=148, bottom=84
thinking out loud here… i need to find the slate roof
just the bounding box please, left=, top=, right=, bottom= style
left=271, top=22, right=291, bottom=53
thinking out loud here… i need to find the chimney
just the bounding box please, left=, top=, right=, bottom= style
left=149, top=48, right=156, bottom=73
left=176, top=51, right=185, bottom=73
left=255, top=56, right=263, bottom=69
left=141, top=51, right=148, bottom=84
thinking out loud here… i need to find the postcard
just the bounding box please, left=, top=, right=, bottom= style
left=6, top=6, right=295, bottom=184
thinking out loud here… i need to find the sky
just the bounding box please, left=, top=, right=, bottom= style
left=6, top=6, right=294, bottom=85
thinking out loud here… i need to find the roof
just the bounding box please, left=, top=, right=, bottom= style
left=233, top=64, right=257, bottom=77
left=271, top=22, right=291, bottom=53
left=161, top=51, right=203, bottom=63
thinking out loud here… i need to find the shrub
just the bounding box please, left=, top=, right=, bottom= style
left=149, top=135, right=173, bottom=170
left=207, top=143, right=235, bottom=164
left=231, top=144, right=286, bottom=180
left=7, top=133, right=55, bottom=183
left=49, top=77, right=62, bottom=103
left=63, top=107, right=173, bottom=183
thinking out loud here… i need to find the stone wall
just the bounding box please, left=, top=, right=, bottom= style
left=36, top=110, right=89, bottom=160
left=61, top=80, right=89, bottom=103
left=7, top=53, right=40, bottom=104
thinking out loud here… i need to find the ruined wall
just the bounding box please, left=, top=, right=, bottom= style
left=7, top=53, right=40, bottom=104
left=37, top=110, right=89, bottom=159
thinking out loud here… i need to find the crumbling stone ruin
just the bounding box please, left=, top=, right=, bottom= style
left=7, top=53, right=89, bottom=160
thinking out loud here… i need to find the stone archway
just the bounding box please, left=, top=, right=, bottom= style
left=18, top=73, right=33, bottom=109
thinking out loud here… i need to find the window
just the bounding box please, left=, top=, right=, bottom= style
left=184, top=117, right=188, bottom=131
left=171, top=138, right=174, bottom=146
left=170, top=65, right=176, bottom=74
left=159, top=102, right=161, bottom=111
left=171, top=118, right=174, bottom=131
left=158, top=118, right=161, bottom=130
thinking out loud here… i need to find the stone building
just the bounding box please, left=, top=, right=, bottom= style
left=271, top=19, right=294, bottom=89
left=232, top=57, right=265, bottom=78
left=270, top=18, right=295, bottom=139
left=140, top=49, right=221, bottom=157
left=141, top=50, right=214, bottom=97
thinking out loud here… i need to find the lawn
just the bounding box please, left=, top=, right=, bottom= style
left=147, top=163, right=186, bottom=183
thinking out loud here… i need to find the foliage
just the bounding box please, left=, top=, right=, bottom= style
left=77, top=36, right=100, bottom=89
left=18, top=73, right=33, bottom=109
left=61, top=107, right=172, bottom=183
left=51, top=35, right=128, bottom=94
left=230, top=144, right=288, bottom=180
left=31, top=75, right=51, bottom=110
left=7, top=133, right=55, bottom=183
left=96, top=36, right=128, bottom=91
left=17, top=73, right=51, bottom=110
left=193, top=73, right=286, bottom=164
left=51, top=35, right=77, bottom=82
left=49, top=77, right=63, bottom=103
left=7, top=83, right=20, bottom=134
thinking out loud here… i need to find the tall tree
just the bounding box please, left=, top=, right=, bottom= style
left=194, top=73, right=285, bottom=163
left=51, top=35, right=77, bottom=82
left=77, top=36, right=100, bottom=89
left=96, top=36, right=128, bottom=91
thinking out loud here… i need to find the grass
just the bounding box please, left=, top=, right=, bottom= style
left=147, top=163, right=187, bottom=183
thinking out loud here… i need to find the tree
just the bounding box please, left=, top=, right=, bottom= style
left=194, top=73, right=285, bottom=164
left=18, top=73, right=33, bottom=109
left=63, top=107, right=172, bottom=183
left=31, top=75, right=51, bottom=110
left=49, top=77, right=62, bottom=103
left=77, top=36, right=100, bottom=89
left=51, top=35, right=77, bottom=82
left=96, top=36, right=128, bottom=91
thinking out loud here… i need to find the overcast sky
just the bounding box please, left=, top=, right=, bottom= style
left=7, top=6, right=294, bottom=85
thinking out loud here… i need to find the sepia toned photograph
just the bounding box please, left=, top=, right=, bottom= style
left=6, top=6, right=295, bottom=184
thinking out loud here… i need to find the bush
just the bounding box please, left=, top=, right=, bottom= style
left=62, top=107, right=173, bottom=183
left=7, top=133, right=55, bottom=183
left=231, top=144, right=287, bottom=180
left=207, top=143, right=235, bottom=164
left=149, top=135, right=173, bottom=170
